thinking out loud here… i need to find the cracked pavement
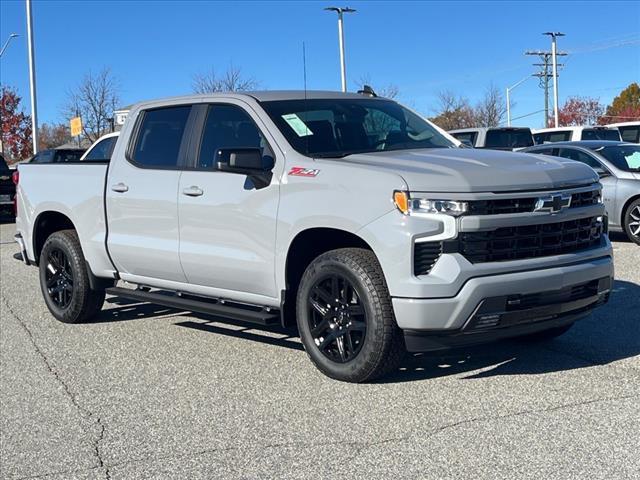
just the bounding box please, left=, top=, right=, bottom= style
left=1, top=223, right=638, bottom=479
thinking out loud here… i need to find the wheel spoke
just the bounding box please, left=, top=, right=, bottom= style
left=311, top=318, right=331, bottom=337
left=348, top=304, right=364, bottom=316
left=330, top=276, right=339, bottom=301
left=633, top=224, right=640, bottom=236
left=312, top=285, right=333, bottom=306
left=335, top=336, right=347, bottom=361
left=318, top=330, right=338, bottom=351
left=343, top=331, right=355, bottom=355
left=309, top=297, right=329, bottom=317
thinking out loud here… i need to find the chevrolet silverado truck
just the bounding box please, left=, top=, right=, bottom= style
left=14, top=91, right=613, bottom=382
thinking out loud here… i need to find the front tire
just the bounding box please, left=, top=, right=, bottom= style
left=296, top=248, right=405, bottom=382
left=623, top=198, right=640, bottom=246
left=39, top=230, right=105, bottom=323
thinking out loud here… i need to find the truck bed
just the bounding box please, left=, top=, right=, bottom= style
left=15, top=163, right=115, bottom=277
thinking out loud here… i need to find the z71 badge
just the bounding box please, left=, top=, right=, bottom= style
left=288, top=167, right=320, bottom=177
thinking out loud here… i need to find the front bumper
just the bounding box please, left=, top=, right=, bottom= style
left=392, top=255, right=613, bottom=351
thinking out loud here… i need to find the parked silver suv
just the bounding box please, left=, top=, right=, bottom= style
left=522, top=141, right=640, bottom=244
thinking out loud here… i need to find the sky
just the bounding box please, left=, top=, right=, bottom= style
left=1, top=0, right=639, bottom=129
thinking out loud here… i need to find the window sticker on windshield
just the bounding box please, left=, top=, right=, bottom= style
left=626, top=152, right=640, bottom=169
left=282, top=113, right=313, bottom=137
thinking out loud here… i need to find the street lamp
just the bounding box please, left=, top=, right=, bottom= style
left=26, top=0, right=39, bottom=154
left=0, top=33, right=19, bottom=58
left=324, top=6, right=356, bottom=92
left=544, top=32, right=565, bottom=128
left=506, top=75, right=532, bottom=127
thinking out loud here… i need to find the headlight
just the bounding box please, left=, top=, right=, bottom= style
left=393, top=191, right=468, bottom=216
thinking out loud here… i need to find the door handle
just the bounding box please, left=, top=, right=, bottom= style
left=182, top=186, right=204, bottom=197
left=111, top=182, right=129, bottom=193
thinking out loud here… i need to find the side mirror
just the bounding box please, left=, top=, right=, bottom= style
left=216, top=148, right=274, bottom=173
left=592, top=166, right=610, bottom=178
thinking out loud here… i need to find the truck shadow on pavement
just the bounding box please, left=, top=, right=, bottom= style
left=101, top=279, right=639, bottom=383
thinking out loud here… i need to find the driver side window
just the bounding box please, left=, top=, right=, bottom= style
left=198, top=104, right=269, bottom=169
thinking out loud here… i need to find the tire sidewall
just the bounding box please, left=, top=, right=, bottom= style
left=296, top=254, right=387, bottom=381
left=39, top=232, right=88, bottom=323
left=624, top=199, right=640, bottom=246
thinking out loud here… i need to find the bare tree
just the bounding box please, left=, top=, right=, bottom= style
left=63, top=68, right=119, bottom=143
left=192, top=65, right=258, bottom=94
left=474, top=84, right=507, bottom=127
left=356, top=75, right=399, bottom=99
left=429, top=90, right=476, bottom=131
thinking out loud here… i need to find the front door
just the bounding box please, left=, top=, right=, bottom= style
left=178, top=102, right=281, bottom=299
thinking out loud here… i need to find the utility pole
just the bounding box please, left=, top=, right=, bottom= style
left=26, top=0, right=39, bottom=154
left=544, top=32, right=565, bottom=128
left=324, top=7, right=356, bottom=92
left=525, top=49, right=566, bottom=127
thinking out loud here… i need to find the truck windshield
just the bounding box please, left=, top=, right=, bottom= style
left=260, top=98, right=455, bottom=158
left=594, top=145, right=640, bottom=171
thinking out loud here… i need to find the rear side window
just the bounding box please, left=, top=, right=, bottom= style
left=537, top=131, right=571, bottom=143
left=84, top=137, right=117, bottom=162
left=131, top=106, right=191, bottom=168
left=581, top=128, right=621, bottom=141
left=557, top=148, right=601, bottom=169
left=197, top=104, right=269, bottom=169
left=484, top=129, right=533, bottom=149
left=452, top=132, right=478, bottom=146
left=619, top=126, right=640, bottom=143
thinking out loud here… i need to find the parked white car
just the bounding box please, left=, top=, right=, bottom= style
left=80, top=132, right=120, bottom=162
left=606, top=122, right=640, bottom=144
left=533, top=126, right=621, bottom=144
left=448, top=127, right=534, bottom=150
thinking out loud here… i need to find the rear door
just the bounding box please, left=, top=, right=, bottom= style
left=106, top=104, right=193, bottom=282
left=177, top=101, right=281, bottom=299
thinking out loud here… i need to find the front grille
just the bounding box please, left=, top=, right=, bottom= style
left=414, top=242, right=442, bottom=276
left=448, top=216, right=604, bottom=263
left=468, top=189, right=600, bottom=215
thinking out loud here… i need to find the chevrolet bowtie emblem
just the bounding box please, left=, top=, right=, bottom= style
left=534, top=193, right=572, bottom=213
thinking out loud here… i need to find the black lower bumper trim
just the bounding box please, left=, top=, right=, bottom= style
left=403, top=282, right=611, bottom=353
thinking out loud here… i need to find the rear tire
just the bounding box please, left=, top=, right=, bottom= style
left=39, top=230, right=105, bottom=324
left=517, top=323, right=574, bottom=343
left=296, top=248, right=405, bottom=382
left=623, top=198, right=640, bottom=246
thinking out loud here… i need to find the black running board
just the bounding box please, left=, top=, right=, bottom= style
left=105, top=287, right=280, bottom=326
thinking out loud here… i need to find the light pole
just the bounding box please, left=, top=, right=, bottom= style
left=26, top=0, right=39, bottom=153
left=544, top=32, right=565, bottom=128
left=324, top=6, right=356, bottom=92
left=506, top=75, right=532, bottom=127
left=0, top=33, right=19, bottom=58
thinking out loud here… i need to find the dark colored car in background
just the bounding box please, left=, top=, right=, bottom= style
left=28, top=148, right=85, bottom=163
left=0, top=154, right=17, bottom=219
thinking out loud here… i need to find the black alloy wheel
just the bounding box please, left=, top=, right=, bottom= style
left=45, top=247, right=74, bottom=308
left=307, top=273, right=367, bottom=363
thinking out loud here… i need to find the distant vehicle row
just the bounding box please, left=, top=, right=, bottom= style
left=448, top=122, right=639, bottom=151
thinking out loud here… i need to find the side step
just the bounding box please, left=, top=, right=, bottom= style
left=105, top=287, right=280, bottom=326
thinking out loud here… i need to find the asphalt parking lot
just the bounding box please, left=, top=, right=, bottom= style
left=1, top=221, right=638, bottom=480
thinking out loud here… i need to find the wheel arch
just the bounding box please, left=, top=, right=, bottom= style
left=621, top=194, right=640, bottom=228
left=32, top=211, right=76, bottom=263
left=281, top=227, right=376, bottom=327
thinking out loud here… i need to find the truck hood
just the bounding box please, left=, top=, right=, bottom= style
left=338, top=148, right=598, bottom=193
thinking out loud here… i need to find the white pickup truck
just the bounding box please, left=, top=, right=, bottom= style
left=14, top=91, right=613, bottom=382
